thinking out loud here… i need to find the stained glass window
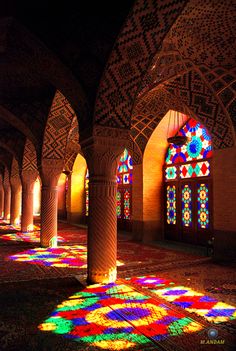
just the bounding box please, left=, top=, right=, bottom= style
left=85, top=148, right=133, bottom=221
left=165, top=118, right=212, bottom=166
left=117, top=148, right=133, bottom=185
left=164, top=116, right=212, bottom=240
left=197, top=183, right=209, bottom=229
left=166, top=185, right=176, bottom=224
left=116, top=191, right=122, bottom=219
left=181, top=185, right=192, bottom=227
left=180, top=161, right=210, bottom=179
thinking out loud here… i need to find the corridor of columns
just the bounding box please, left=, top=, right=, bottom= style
left=0, top=0, right=236, bottom=350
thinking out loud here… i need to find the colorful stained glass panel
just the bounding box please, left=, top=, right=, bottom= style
left=181, top=185, right=192, bottom=227
left=165, top=118, right=212, bottom=165
left=197, top=183, right=209, bottom=229
left=180, top=161, right=210, bottom=179
left=165, top=166, right=177, bottom=180
left=166, top=185, right=176, bottom=224
left=124, top=190, right=131, bottom=219
left=116, top=191, right=122, bottom=219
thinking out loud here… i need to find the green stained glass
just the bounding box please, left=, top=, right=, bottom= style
left=165, top=166, right=177, bottom=180
left=181, top=185, right=192, bottom=227
left=197, top=183, right=209, bottom=229
left=167, top=185, right=176, bottom=224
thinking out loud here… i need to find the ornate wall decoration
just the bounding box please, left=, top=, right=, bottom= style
left=94, top=0, right=187, bottom=128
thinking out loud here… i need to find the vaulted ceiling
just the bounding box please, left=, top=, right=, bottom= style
left=0, top=0, right=235, bottom=178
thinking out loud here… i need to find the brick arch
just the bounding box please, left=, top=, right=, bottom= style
left=134, top=0, right=236, bottom=130
left=127, top=137, right=142, bottom=165
left=1, top=19, right=89, bottom=130
left=22, top=139, right=38, bottom=171
left=42, top=90, right=77, bottom=160
left=10, top=157, right=20, bottom=178
left=0, top=105, right=38, bottom=147
left=131, top=87, right=188, bottom=153
left=164, top=70, right=235, bottom=148
left=132, top=70, right=235, bottom=153
left=94, top=0, right=187, bottom=128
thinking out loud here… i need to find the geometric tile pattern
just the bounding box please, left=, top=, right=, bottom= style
left=42, top=90, right=76, bottom=159
left=164, top=70, right=235, bottom=149
left=10, top=157, right=20, bottom=178
left=131, top=87, right=186, bottom=153
left=180, top=161, right=210, bottom=179
left=94, top=0, right=187, bottom=128
left=22, top=138, right=38, bottom=171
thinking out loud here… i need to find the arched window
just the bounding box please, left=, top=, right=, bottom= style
left=117, top=149, right=133, bottom=229
left=85, top=148, right=133, bottom=230
left=164, top=118, right=212, bottom=245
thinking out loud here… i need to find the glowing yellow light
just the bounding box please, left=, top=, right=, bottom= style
left=92, top=340, right=136, bottom=350
left=183, top=321, right=203, bottom=333
left=27, top=224, right=34, bottom=232
left=39, top=322, right=56, bottom=331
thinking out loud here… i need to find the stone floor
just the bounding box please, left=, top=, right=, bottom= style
left=0, top=220, right=235, bottom=350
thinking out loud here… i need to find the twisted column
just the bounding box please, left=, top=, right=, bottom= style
left=3, top=174, right=11, bottom=221
left=10, top=176, right=22, bottom=225
left=40, top=159, right=64, bottom=247
left=81, top=126, right=129, bottom=284
left=21, top=170, right=38, bottom=232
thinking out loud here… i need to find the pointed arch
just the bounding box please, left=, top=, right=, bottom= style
left=22, top=139, right=38, bottom=171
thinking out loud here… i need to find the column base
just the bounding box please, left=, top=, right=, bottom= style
left=40, top=236, right=58, bottom=248
left=88, top=267, right=117, bottom=284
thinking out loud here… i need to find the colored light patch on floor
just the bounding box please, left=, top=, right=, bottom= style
left=39, top=283, right=204, bottom=349
left=8, top=245, right=87, bottom=268
left=0, top=232, right=65, bottom=243
left=8, top=246, right=124, bottom=269
left=126, top=275, right=176, bottom=289
left=70, top=282, right=135, bottom=299
left=151, top=286, right=236, bottom=323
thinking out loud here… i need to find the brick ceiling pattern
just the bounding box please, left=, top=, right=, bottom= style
left=94, top=0, right=186, bottom=128
left=22, top=139, right=38, bottom=171
left=42, top=91, right=76, bottom=159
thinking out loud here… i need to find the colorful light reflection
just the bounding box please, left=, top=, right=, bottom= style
left=125, top=275, right=236, bottom=324
left=151, top=286, right=236, bottom=323
left=39, top=282, right=203, bottom=349
left=8, top=246, right=124, bottom=268
left=0, top=232, right=65, bottom=243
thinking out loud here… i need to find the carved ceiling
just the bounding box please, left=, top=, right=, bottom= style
left=0, top=0, right=235, bottom=176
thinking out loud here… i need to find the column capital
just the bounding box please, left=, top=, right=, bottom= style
left=21, top=170, right=39, bottom=184
left=40, top=159, right=64, bottom=186
left=81, top=126, right=129, bottom=178
left=10, top=175, right=21, bottom=189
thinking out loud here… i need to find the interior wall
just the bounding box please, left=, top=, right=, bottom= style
left=132, top=163, right=143, bottom=240
left=58, top=173, right=67, bottom=219
left=213, top=146, right=236, bottom=260
left=67, top=153, right=87, bottom=224
left=142, top=111, right=188, bottom=243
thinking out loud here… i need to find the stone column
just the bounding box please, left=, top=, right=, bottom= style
left=40, top=159, right=64, bottom=247
left=21, top=170, right=38, bottom=232
left=10, top=176, right=22, bottom=226
left=81, top=126, right=129, bottom=284
left=3, top=176, right=11, bottom=221
left=0, top=177, right=4, bottom=217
